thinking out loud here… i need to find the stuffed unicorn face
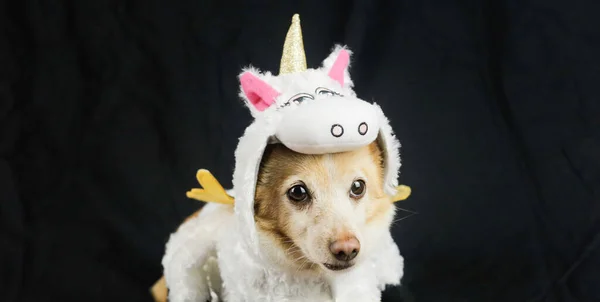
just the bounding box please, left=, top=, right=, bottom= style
left=239, top=46, right=381, bottom=155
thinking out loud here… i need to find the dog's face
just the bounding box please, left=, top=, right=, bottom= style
left=254, top=140, right=395, bottom=275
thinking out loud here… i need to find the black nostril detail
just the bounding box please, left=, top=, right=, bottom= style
left=335, top=251, right=348, bottom=261
left=334, top=249, right=358, bottom=261
left=347, top=249, right=358, bottom=261
left=331, top=124, right=344, bottom=137
left=358, top=122, right=368, bottom=135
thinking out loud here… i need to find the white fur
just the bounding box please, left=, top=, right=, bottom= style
left=162, top=45, right=404, bottom=301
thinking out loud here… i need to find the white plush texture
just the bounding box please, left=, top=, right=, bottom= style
left=232, top=114, right=282, bottom=256
left=162, top=45, right=404, bottom=301
left=275, top=97, right=380, bottom=154
left=162, top=203, right=234, bottom=301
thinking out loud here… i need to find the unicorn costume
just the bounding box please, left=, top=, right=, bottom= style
left=161, top=14, right=410, bottom=302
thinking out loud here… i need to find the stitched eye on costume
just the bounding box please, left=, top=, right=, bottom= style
left=287, top=183, right=311, bottom=203
left=288, top=93, right=314, bottom=105
left=315, top=87, right=342, bottom=97
left=349, top=179, right=366, bottom=199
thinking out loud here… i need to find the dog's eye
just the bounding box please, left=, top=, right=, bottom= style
left=350, top=180, right=366, bottom=199
left=287, top=184, right=310, bottom=202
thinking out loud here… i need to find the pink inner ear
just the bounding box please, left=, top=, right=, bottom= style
left=240, top=72, right=280, bottom=112
left=328, top=49, right=350, bottom=86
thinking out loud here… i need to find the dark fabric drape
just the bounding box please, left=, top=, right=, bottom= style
left=1, top=0, right=598, bottom=301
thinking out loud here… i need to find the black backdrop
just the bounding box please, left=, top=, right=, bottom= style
left=1, top=0, right=599, bottom=301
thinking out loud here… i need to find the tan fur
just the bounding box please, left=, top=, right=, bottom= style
left=151, top=141, right=392, bottom=301
left=150, top=276, right=167, bottom=302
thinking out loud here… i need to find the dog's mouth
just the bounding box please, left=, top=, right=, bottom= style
left=323, top=262, right=354, bottom=271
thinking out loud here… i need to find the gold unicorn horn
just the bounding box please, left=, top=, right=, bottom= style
left=279, top=14, right=307, bottom=74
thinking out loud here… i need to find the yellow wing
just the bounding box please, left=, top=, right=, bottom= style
left=391, top=185, right=412, bottom=202
left=187, top=169, right=410, bottom=204
left=186, top=169, right=235, bottom=205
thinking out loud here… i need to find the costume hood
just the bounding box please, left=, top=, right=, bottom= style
left=232, top=14, right=403, bottom=257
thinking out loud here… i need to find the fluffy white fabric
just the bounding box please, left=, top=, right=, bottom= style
left=162, top=203, right=233, bottom=301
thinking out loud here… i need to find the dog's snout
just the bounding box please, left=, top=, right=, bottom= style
left=329, top=237, right=360, bottom=261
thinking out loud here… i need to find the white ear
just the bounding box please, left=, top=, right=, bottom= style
left=320, top=45, right=354, bottom=89
left=238, top=67, right=280, bottom=118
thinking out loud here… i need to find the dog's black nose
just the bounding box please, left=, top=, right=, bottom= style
left=329, top=237, right=360, bottom=261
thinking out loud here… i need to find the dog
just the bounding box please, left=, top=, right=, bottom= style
left=154, top=15, right=406, bottom=301
left=152, top=139, right=402, bottom=301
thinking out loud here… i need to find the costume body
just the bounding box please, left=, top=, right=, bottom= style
left=161, top=14, right=408, bottom=302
